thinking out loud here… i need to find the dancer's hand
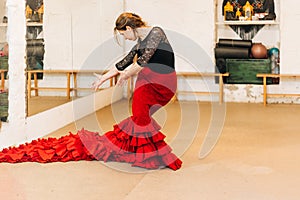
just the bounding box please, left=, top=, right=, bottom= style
left=92, top=73, right=104, bottom=91
left=116, top=71, right=129, bottom=86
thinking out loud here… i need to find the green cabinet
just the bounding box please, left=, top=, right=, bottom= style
left=226, top=59, right=272, bottom=84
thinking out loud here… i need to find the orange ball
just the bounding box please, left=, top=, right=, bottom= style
left=251, top=43, right=268, bottom=59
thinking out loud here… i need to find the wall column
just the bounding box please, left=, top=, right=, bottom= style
left=6, top=0, right=26, bottom=141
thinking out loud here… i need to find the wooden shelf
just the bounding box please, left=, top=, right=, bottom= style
left=0, top=23, right=8, bottom=27
left=0, top=22, right=43, bottom=27
left=26, top=22, right=43, bottom=27
left=216, top=20, right=279, bottom=26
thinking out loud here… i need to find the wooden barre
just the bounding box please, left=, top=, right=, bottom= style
left=177, top=91, right=219, bottom=94
left=127, top=72, right=229, bottom=104
left=26, top=69, right=108, bottom=73
left=268, top=93, right=300, bottom=97
left=30, top=87, right=72, bottom=90
left=27, top=69, right=114, bottom=99
left=257, top=73, right=300, bottom=78
left=176, top=72, right=229, bottom=104
left=176, top=72, right=229, bottom=77
left=257, top=73, right=300, bottom=106
left=5, top=69, right=229, bottom=103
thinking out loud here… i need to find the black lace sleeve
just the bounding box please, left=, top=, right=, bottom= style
left=115, top=44, right=138, bottom=71
left=136, top=27, right=166, bottom=67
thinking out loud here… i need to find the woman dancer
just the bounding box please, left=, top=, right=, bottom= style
left=0, top=12, right=182, bottom=170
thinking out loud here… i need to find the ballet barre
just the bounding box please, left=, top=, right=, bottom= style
left=176, top=72, right=229, bottom=104
left=257, top=73, right=300, bottom=106
left=27, top=70, right=113, bottom=99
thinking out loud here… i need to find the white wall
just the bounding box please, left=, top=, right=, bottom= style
left=44, top=0, right=123, bottom=70
left=268, top=0, right=300, bottom=104
left=126, top=0, right=215, bottom=62
left=280, top=0, right=300, bottom=74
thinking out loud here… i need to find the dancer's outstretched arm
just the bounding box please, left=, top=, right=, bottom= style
left=92, top=67, right=119, bottom=91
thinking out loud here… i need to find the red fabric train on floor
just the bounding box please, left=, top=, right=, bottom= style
left=0, top=118, right=182, bottom=171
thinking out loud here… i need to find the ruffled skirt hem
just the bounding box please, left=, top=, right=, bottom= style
left=0, top=118, right=182, bottom=171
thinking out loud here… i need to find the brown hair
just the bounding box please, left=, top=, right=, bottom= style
left=113, top=12, right=146, bottom=45
left=114, top=12, right=146, bottom=31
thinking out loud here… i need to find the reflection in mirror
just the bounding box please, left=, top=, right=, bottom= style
left=26, top=0, right=62, bottom=116
left=1, top=0, right=120, bottom=119
left=0, top=0, right=50, bottom=118
left=25, top=0, right=49, bottom=116
left=25, top=0, right=114, bottom=117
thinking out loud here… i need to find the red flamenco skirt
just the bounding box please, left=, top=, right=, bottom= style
left=0, top=121, right=181, bottom=170
left=0, top=68, right=182, bottom=171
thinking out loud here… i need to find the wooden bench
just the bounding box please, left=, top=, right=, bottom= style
left=175, top=72, right=229, bottom=104
left=27, top=70, right=114, bottom=99
left=257, top=73, right=300, bottom=106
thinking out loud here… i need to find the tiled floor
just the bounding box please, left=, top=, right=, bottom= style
left=1, top=99, right=300, bottom=199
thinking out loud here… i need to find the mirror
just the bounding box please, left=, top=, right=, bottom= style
left=0, top=0, right=50, bottom=118
left=25, top=0, right=48, bottom=116
left=25, top=0, right=72, bottom=116
left=25, top=1, right=119, bottom=117
left=1, top=0, right=123, bottom=119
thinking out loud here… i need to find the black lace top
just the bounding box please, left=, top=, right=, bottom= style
left=115, top=27, right=175, bottom=74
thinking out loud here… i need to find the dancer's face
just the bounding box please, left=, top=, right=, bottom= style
left=118, top=26, right=137, bottom=41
